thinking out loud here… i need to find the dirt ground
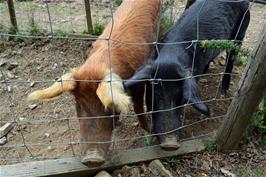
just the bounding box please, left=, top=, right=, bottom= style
left=0, top=1, right=266, bottom=176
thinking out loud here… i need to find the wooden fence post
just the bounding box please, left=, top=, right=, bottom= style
left=84, top=0, right=93, bottom=34
left=7, top=0, right=18, bottom=33
left=216, top=25, right=266, bottom=151
left=263, top=93, right=266, bottom=121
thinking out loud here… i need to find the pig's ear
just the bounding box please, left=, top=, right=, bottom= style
left=123, top=62, right=154, bottom=89
left=182, top=77, right=209, bottom=115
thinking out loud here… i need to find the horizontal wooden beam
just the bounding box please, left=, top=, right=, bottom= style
left=0, top=137, right=210, bottom=177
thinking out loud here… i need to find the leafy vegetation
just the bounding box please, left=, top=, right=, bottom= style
left=27, top=11, right=47, bottom=36
left=144, top=131, right=157, bottom=146
left=0, top=2, right=5, bottom=12
left=159, top=0, right=176, bottom=38
left=236, top=165, right=266, bottom=177
left=250, top=100, right=266, bottom=134
left=200, top=40, right=251, bottom=65
left=114, top=0, right=123, bottom=6
left=63, top=6, right=79, bottom=15
left=27, top=26, right=47, bottom=36
left=54, top=29, right=67, bottom=36
left=92, top=20, right=106, bottom=35
left=204, top=141, right=217, bottom=153
left=0, top=22, right=8, bottom=31
left=164, top=156, right=179, bottom=170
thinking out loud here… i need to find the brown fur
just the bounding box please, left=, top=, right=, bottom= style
left=28, top=0, right=160, bottom=164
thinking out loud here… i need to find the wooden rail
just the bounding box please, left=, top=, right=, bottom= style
left=0, top=137, right=209, bottom=177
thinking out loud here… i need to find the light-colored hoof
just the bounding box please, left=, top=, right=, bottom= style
left=81, top=149, right=106, bottom=166
left=160, top=135, right=180, bottom=150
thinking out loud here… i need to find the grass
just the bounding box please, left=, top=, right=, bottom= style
left=54, top=29, right=67, bottom=36
left=0, top=22, right=9, bottom=31
left=164, top=156, right=179, bottom=170
left=27, top=25, right=47, bottom=36
left=204, top=141, right=217, bottom=153
left=114, top=0, right=123, bottom=6
left=250, top=101, right=266, bottom=134
left=236, top=165, right=266, bottom=177
left=63, top=6, right=79, bottom=15
left=0, top=2, right=5, bottom=12
left=91, top=20, right=107, bottom=35
left=144, top=131, right=157, bottom=146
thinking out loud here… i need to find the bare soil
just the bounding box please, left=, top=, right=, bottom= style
left=0, top=1, right=266, bottom=176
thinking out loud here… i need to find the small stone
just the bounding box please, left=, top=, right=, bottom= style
left=259, top=156, right=266, bottom=160
left=0, top=137, right=7, bottom=145
left=220, top=168, right=236, bottom=177
left=19, top=117, right=26, bottom=121
left=229, top=152, right=238, bottom=156
left=129, top=167, right=141, bottom=177
left=113, top=166, right=141, bottom=177
left=21, top=125, right=27, bottom=130
left=199, top=79, right=208, bottom=83
left=30, top=82, right=35, bottom=87
left=133, top=122, right=139, bottom=126
left=219, top=60, right=226, bottom=66
left=209, top=62, right=215, bottom=69
left=6, top=71, right=15, bottom=79
left=52, top=63, right=58, bottom=69
left=28, top=104, right=38, bottom=110
left=149, top=160, right=173, bottom=177
left=218, top=51, right=227, bottom=60
left=251, top=148, right=259, bottom=156
left=7, top=86, right=12, bottom=92
left=7, top=62, right=18, bottom=70
left=63, top=145, right=69, bottom=151
left=230, top=81, right=234, bottom=86
left=232, top=67, right=240, bottom=74
left=95, top=170, right=112, bottom=177
left=0, top=59, right=6, bottom=67
left=16, top=49, right=22, bottom=55
left=202, top=160, right=211, bottom=170
left=47, top=146, right=53, bottom=150
left=44, top=133, right=50, bottom=138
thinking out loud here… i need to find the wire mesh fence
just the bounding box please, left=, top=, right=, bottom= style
left=0, top=0, right=265, bottom=168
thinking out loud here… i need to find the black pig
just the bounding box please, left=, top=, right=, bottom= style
left=124, top=0, right=250, bottom=149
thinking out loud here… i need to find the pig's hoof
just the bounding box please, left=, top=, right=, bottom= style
left=81, top=149, right=105, bottom=166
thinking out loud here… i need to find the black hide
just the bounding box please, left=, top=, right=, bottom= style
left=124, top=0, right=250, bottom=146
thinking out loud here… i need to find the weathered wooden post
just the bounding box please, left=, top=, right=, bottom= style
left=216, top=25, right=266, bottom=151
left=84, top=0, right=93, bottom=34
left=7, top=0, right=18, bottom=33
left=185, top=0, right=196, bottom=9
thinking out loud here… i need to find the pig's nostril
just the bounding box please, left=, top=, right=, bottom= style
left=81, top=149, right=106, bottom=166
left=159, top=135, right=181, bottom=150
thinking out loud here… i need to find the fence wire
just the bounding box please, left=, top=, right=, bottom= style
left=0, top=0, right=265, bottom=167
